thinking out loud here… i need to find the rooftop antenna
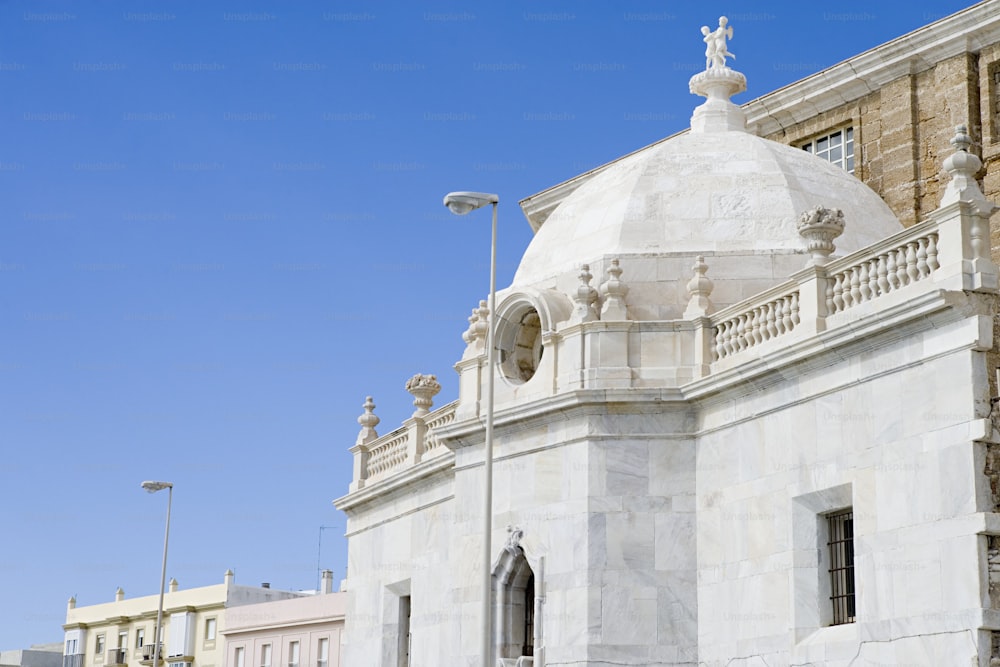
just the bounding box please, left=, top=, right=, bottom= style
left=316, top=525, right=338, bottom=591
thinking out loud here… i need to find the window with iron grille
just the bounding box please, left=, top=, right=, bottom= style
left=802, top=127, right=855, bottom=174
left=827, top=509, right=855, bottom=625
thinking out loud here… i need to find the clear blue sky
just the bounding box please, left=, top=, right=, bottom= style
left=0, top=0, right=980, bottom=648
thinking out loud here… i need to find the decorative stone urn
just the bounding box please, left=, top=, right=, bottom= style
left=797, top=206, right=846, bottom=266
left=405, top=373, right=441, bottom=417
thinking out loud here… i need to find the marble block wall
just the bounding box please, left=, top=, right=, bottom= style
left=695, top=309, right=992, bottom=667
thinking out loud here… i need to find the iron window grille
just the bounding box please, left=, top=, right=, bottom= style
left=827, top=509, right=856, bottom=625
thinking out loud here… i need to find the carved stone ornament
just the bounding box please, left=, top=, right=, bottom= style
left=688, top=17, right=747, bottom=134
left=684, top=255, right=714, bottom=318
left=462, top=299, right=490, bottom=349
left=599, top=258, right=630, bottom=320
left=405, top=373, right=441, bottom=417
left=940, top=124, right=998, bottom=216
left=797, top=206, right=846, bottom=266
left=356, top=396, right=380, bottom=446
left=504, top=524, right=524, bottom=556
left=701, top=16, right=734, bottom=70
left=570, top=264, right=599, bottom=323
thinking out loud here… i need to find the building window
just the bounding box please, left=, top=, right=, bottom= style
left=235, top=647, right=245, bottom=667
left=261, top=644, right=272, bottom=667
left=494, top=543, right=536, bottom=662
left=95, top=635, right=105, bottom=655
left=205, top=618, right=217, bottom=641
left=827, top=509, right=856, bottom=625
left=66, top=639, right=78, bottom=655
left=399, top=596, right=411, bottom=667
left=135, top=628, right=144, bottom=649
left=802, top=127, right=855, bottom=174
left=288, top=641, right=299, bottom=667
left=316, top=638, right=329, bottom=667
left=118, top=632, right=127, bottom=649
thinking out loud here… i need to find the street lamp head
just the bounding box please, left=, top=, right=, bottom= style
left=141, top=480, right=173, bottom=493
left=443, top=191, right=498, bottom=216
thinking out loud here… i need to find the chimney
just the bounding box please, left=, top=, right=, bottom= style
left=261, top=582, right=270, bottom=589
left=68, top=596, right=76, bottom=610
left=224, top=569, right=234, bottom=586
left=115, top=587, right=124, bottom=602
left=168, top=578, right=178, bottom=593
left=321, top=570, right=333, bottom=594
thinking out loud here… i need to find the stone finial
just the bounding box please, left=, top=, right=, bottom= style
left=940, top=124, right=998, bottom=215
left=356, top=396, right=380, bottom=445
left=599, top=258, right=630, bottom=320
left=571, top=264, right=599, bottom=323
left=224, top=569, right=234, bottom=585
left=68, top=595, right=76, bottom=610
left=684, top=256, right=714, bottom=318
left=405, top=374, right=441, bottom=417
left=688, top=16, right=746, bottom=133
left=797, top=206, right=845, bottom=266
left=168, top=578, right=178, bottom=593
left=462, top=299, right=490, bottom=349
left=115, top=586, right=124, bottom=601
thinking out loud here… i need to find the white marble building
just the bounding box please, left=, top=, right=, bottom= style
left=335, top=16, right=1000, bottom=667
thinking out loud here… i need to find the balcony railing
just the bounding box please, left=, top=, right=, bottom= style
left=63, top=655, right=84, bottom=667
left=107, top=649, right=128, bottom=666
left=139, top=644, right=161, bottom=663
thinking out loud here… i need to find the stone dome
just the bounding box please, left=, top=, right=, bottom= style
left=512, top=68, right=904, bottom=288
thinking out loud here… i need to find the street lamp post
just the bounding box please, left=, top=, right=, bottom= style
left=141, top=480, right=173, bottom=667
left=443, top=191, right=499, bottom=667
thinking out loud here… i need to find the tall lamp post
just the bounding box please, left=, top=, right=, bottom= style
left=141, top=480, right=173, bottom=667
left=443, top=191, right=499, bottom=667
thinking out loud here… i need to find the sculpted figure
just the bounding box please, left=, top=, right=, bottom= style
left=702, top=16, right=734, bottom=69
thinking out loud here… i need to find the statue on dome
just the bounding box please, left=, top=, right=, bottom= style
left=702, top=16, right=734, bottom=70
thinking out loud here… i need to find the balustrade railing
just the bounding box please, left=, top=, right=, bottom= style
left=423, top=403, right=457, bottom=454
left=365, top=429, right=409, bottom=481
left=708, top=203, right=996, bottom=365
left=825, top=231, right=940, bottom=315
left=356, top=400, right=457, bottom=487
left=712, top=290, right=800, bottom=360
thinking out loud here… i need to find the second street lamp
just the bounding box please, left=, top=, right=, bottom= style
left=141, top=480, right=173, bottom=667
left=443, top=191, right=499, bottom=667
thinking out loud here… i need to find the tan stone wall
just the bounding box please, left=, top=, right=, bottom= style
left=762, top=50, right=1000, bottom=255
left=980, top=43, right=1000, bottom=253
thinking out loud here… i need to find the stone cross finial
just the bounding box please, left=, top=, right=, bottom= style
left=571, top=264, right=599, bottom=323
left=684, top=256, right=714, bottom=318
left=940, top=124, right=998, bottom=216
left=797, top=206, right=846, bottom=266
left=599, top=258, right=630, bottom=320
left=356, top=396, right=380, bottom=445
left=405, top=373, right=441, bottom=417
